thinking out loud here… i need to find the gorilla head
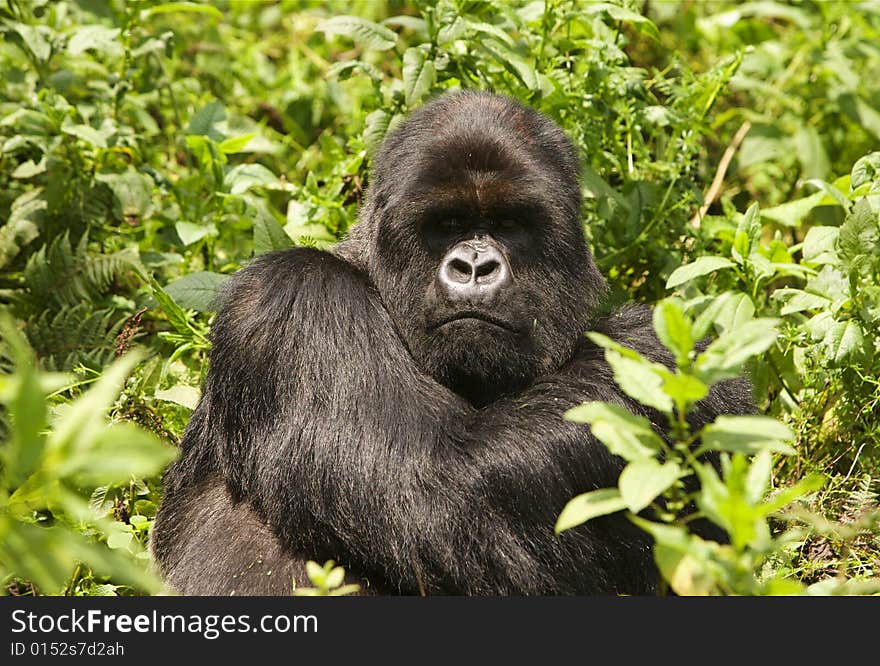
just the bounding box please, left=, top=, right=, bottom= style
left=342, top=91, right=607, bottom=405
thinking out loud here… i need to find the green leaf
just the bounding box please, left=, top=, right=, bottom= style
left=48, top=353, right=147, bottom=466
left=67, top=26, right=122, bottom=57
left=217, top=133, right=257, bottom=154
left=61, top=120, right=113, bottom=149
left=382, top=16, right=427, bottom=35
left=582, top=164, right=630, bottom=209
left=630, top=517, right=718, bottom=595
left=133, top=500, right=157, bottom=518
left=436, top=16, right=465, bottom=43
left=0, top=109, right=54, bottom=135
left=105, top=522, right=134, bottom=551
left=3, top=370, right=46, bottom=488
left=805, top=311, right=835, bottom=341
left=187, top=101, right=226, bottom=140
left=328, top=60, right=383, bottom=83
left=163, top=271, right=228, bottom=312
left=224, top=164, right=279, bottom=195
left=666, top=256, right=735, bottom=289
left=0, top=189, right=43, bottom=270
left=806, top=266, right=849, bottom=304
left=761, top=190, right=826, bottom=227
left=402, top=48, right=436, bottom=107
left=696, top=318, right=779, bottom=384
left=2, top=344, right=48, bottom=488
left=252, top=199, right=294, bottom=255
left=97, top=168, right=154, bottom=218
left=463, top=19, right=515, bottom=45
left=564, top=401, right=663, bottom=461
left=804, top=177, right=851, bottom=210
left=305, top=560, right=326, bottom=586
left=822, top=320, right=865, bottom=364
left=325, top=566, right=346, bottom=589
left=174, top=221, right=217, bottom=246
left=693, top=292, right=755, bottom=338
left=585, top=3, right=660, bottom=40
left=12, top=158, right=47, bottom=180
left=761, top=474, right=825, bottom=514
left=586, top=332, right=673, bottom=412
left=184, top=136, right=224, bottom=181
left=129, top=514, right=149, bottom=529
left=801, top=226, right=839, bottom=265
left=732, top=203, right=761, bottom=263
left=851, top=152, right=880, bottom=190
left=745, top=451, right=773, bottom=504
left=364, top=109, right=392, bottom=156
left=694, top=456, right=768, bottom=550
left=773, top=289, right=831, bottom=316
left=842, top=94, right=880, bottom=142
left=481, top=40, right=539, bottom=91
left=604, top=350, right=673, bottom=413
left=555, top=488, right=627, bottom=533
left=57, top=423, right=176, bottom=486
left=8, top=22, right=52, bottom=62
left=0, top=519, right=66, bottom=593
left=661, top=373, right=708, bottom=413
left=699, top=2, right=811, bottom=31
left=284, top=201, right=335, bottom=245
left=619, top=459, right=682, bottom=513
left=839, top=198, right=880, bottom=262
left=316, top=16, right=397, bottom=51
left=653, top=543, right=716, bottom=596
left=653, top=300, right=694, bottom=364
left=793, top=126, right=830, bottom=180
left=700, top=416, right=796, bottom=456
left=149, top=276, right=195, bottom=336
left=155, top=385, right=200, bottom=410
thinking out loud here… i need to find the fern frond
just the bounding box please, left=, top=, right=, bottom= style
left=22, top=232, right=139, bottom=311
left=26, top=304, right=128, bottom=371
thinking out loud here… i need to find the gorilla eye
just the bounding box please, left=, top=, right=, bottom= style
left=496, top=219, right=519, bottom=232
left=425, top=217, right=464, bottom=239
left=421, top=216, right=467, bottom=253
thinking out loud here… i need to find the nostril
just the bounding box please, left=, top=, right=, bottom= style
left=446, top=257, right=474, bottom=283
left=438, top=240, right=512, bottom=299
left=474, top=260, right=500, bottom=281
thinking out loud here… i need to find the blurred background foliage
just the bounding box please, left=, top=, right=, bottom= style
left=0, top=0, right=878, bottom=595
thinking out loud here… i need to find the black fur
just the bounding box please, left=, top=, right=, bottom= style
left=151, top=91, right=752, bottom=595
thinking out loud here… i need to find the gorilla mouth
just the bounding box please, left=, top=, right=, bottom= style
left=431, top=311, right=520, bottom=333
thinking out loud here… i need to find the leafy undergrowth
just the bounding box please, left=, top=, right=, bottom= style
left=1, top=0, right=878, bottom=595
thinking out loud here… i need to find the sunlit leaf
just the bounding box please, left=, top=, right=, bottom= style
left=565, top=401, right=663, bottom=461
left=666, top=257, right=735, bottom=289
left=619, top=459, right=682, bottom=513
left=555, top=488, right=627, bottom=533
left=700, top=416, right=796, bottom=456
left=317, top=16, right=397, bottom=51
left=402, top=48, right=436, bottom=107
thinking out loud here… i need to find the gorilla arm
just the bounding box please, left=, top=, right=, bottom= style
left=155, top=248, right=532, bottom=594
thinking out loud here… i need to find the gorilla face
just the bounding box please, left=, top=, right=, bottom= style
left=354, top=92, right=607, bottom=406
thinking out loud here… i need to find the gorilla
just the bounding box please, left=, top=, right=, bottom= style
left=151, top=91, right=751, bottom=595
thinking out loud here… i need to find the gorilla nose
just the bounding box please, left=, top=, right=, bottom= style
left=438, top=239, right=512, bottom=301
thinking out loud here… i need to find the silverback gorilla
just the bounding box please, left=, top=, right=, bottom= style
left=151, top=91, right=751, bottom=595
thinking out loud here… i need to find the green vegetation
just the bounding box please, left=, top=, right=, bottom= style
left=1, top=0, right=878, bottom=595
